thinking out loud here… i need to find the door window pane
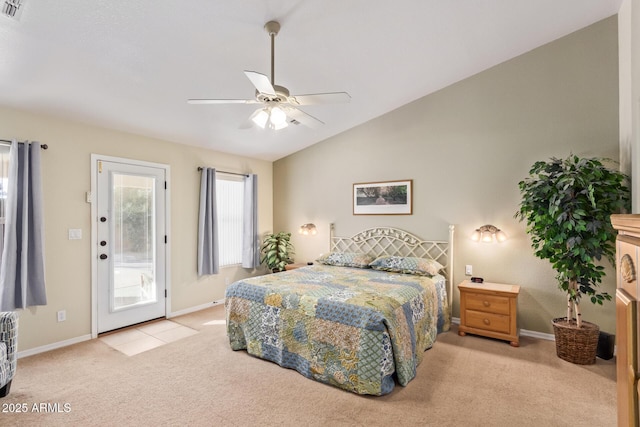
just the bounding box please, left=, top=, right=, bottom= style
left=112, top=173, right=156, bottom=310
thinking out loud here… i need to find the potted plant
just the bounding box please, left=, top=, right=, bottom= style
left=260, top=232, right=295, bottom=272
left=515, top=155, right=629, bottom=364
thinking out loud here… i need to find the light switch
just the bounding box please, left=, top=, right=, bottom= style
left=68, top=229, right=82, bottom=240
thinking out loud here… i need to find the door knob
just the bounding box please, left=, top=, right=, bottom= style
left=99, top=254, right=108, bottom=260
left=100, top=241, right=107, bottom=246
left=100, top=217, right=107, bottom=222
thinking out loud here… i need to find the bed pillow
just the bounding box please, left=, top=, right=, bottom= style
left=315, top=252, right=374, bottom=268
left=369, top=256, right=443, bottom=276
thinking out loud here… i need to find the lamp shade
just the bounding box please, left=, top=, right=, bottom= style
left=251, top=109, right=269, bottom=128
left=481, top=232, right=494, bottom=243
left=270, top=106, right=287, bottom=126
left=495, top=230, right=508, bottom=242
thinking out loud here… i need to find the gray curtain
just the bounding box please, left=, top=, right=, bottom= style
left=0, top=140, right=47, bottom=310
left=198, top=167, right=218, bottom=275
left=242, top=174, right=260, bottom=268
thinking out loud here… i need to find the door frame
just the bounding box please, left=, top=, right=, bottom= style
left=90, top=154, right=171, bottom=338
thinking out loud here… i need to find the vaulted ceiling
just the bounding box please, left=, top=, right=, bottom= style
left=0, top=1, right=622, bottom=160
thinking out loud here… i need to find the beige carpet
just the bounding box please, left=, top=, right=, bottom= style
left=0, top=305, right=616, bottom=426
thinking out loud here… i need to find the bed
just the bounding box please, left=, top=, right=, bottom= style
left=225, top=225, right=454, bottom=395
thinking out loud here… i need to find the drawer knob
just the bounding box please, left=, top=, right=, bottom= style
left=483, top=301, right=490, bottom=307
left=483, top=318, right=490, bottom=325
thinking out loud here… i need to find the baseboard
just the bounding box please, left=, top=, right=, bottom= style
left=168, top=299, right=225, bottom=318
left=17, top=334, right=92, bottom=359
left=520, top=329, right=555, bottom=341
left=17, top=301, right=226, bottom=359
left=450, top=317, right=555, bottom=341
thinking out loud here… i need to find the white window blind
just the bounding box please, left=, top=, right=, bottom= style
left=216, top=176, right=244, bottom=266
left=0, top=144, right=10, bottom=257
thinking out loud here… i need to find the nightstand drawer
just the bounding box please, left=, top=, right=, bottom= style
left=463, top=292, right=510, bottom=315
left=465, top=309, right=511, bottom=334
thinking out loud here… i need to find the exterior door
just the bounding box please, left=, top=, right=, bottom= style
left=95, top=158, right=167, bottom=333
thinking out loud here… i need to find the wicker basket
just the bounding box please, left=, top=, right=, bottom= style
left=552, top=318, right=600, bottom=365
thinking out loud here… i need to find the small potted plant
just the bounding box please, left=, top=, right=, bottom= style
left=260, top=232, right=295, bottom=272
left=515, top=155, right=629, bottom=364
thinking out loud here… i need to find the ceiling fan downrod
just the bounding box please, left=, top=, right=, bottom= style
left=264, top=21, right=280, bottom=86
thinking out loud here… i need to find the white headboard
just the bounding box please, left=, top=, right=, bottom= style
left=329, top=224, right=455, bottom=305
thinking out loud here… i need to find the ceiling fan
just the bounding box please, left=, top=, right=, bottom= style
left=188, top=20, right=350, bottom=130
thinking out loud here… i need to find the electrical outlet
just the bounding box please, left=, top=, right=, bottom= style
left=57, top=310, right=66, bottom=322
left=465, top=265, right=473, bottom=276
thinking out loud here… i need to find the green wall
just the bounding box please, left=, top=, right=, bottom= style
left=274, top=17, right=619, bottom=335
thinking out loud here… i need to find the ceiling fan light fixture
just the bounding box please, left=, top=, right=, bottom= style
left=251, top=106, right=288, bottom=130
left=269, top=106, right=287, bottom=126
left=251, top=109, right=269, bottom=128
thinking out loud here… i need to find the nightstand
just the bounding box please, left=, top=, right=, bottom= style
left=458, top=280, right=520, bottom=347
left=284, top=263, right=308, bottom=271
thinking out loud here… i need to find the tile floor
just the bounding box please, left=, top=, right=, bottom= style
left=99, top=319, right=199, bottom=356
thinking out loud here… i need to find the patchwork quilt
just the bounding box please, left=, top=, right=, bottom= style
left=225, top=265, right=449, bottom=395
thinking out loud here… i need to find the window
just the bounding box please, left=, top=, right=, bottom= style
left=0, top=144, right=9, bottom=220
left=216, top=176, right=244, bottom=266
left=0, top=144, right=9, bottom=256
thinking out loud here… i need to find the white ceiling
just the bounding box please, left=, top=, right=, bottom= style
left=0, top=1, right=622, bottom=161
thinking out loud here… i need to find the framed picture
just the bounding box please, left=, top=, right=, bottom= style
left=353, top=180, right=413, bottom=215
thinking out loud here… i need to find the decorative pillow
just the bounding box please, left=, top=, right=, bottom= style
left=369, top=256, right=443, bottom=276
left=315, top=252, right=374, bottom=268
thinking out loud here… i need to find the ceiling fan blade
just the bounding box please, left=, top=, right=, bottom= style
left=188, top=99, right=258, bottom=105
left=286, top=107, right=324, bottom=129
left=290, top=92, right=351, bottom=106
left=244, top=70, right=276, bottom=96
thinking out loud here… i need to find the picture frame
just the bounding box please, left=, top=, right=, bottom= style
left=353, top=180, right=413, bottom=215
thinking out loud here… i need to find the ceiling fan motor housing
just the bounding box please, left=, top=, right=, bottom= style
left=256, top=85, right=290, bottom=104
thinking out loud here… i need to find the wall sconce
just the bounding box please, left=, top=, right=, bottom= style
left=471, top=224, right=507, bottom=243
left=298, top=223, right=317, bottom=236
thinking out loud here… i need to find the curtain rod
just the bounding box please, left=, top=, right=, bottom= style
left=0, top=139, right=48, bottom=149
left=197, top=167, right=248, bottom=177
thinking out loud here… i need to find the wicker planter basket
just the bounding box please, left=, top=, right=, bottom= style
left=552, top=318, right=600, bottom=365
